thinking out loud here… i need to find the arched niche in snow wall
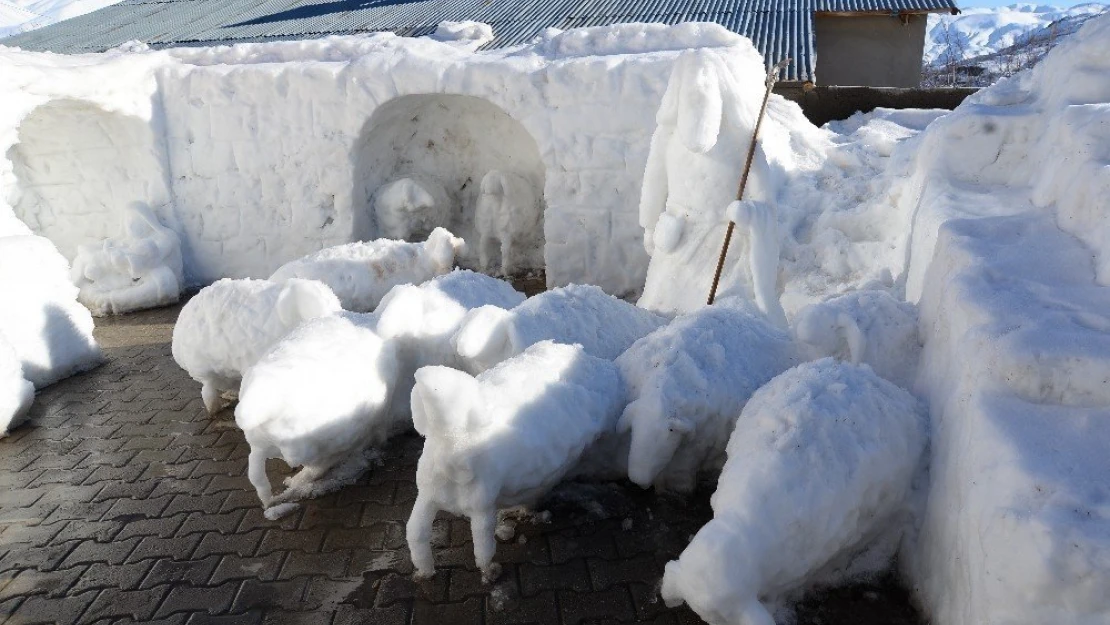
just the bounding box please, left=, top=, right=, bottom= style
left=352, top=94, right=547, bottom=273
left=6, top=99, right=171, bottom=261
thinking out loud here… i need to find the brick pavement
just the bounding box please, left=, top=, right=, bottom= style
left=0, top=302, right=925, bottom=625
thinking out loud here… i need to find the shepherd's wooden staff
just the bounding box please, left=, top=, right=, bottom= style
left=706, top=57, right=791, bottom=306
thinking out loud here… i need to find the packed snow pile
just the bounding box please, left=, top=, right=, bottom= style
left=661, top=359, right=928, bottom=625
left=0, top=0, right=122, bottom=38
left=171, top=278, right=341, bottom=413
left=794, top=290, right=920, bottom=389
left=268, top=228, right=464, bottom=312
left=407, top=341, right=626, bottom=581
left=237, top=313, right=397, bottom=507
left=373, top=269, right=525, bottom=419
left=0, top=334, right=34, bottom=436
left=616, top=297, right=799, bottom=493
left=0, top=234, right=101, bottom=388
left=453, top=284, right=667, bottom=374
left=70, top=201, right=183, bottom=316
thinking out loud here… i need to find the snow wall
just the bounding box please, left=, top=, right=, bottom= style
left=0, top=24, right=748, bottom=296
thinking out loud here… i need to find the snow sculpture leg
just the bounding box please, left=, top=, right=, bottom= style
left=201, top=380, right=225, bottom=415
left=407, top=492, right=438, bottom=577
left=248, top=447, right=273, bottom=506
left=469, top=506, right=501, bottom=582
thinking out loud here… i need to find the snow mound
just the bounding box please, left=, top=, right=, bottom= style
left=407, top=340, right=626, bottom=580
left=0, top=234, right=102, bottom=388
left=171, top=278, right=341, bottom=414
left=536, top=22, right=744, bottom=59
left=661, top=359, right=927, bottom=625
left=374, top=269, right=524, bottom=419
left=428, top=21, right=494, bottom=50
left=268, top=228, right=465, bottom=312
left=794, top=290, right=921, bottom=390
left=237, top=313, right=397, bottom=507
left=452, top=284, right=667, bottom=374
left=0, top=334, right=34, bottom=436
left=70, top=201, right=183, bottom=317
left=616, top=297, right=799, bottom=493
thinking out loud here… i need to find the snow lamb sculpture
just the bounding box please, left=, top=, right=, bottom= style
left=171, top=278, right=342, bottom=414
left=0, top=336, right=34, bottom=437
left=372, top=176, right=452, bottom=241
left=269, top=227, right=465, bottom=312
left=236, top=313, right=398, bottom=508
left=793, top=290, right=921, bottom=389
left=452, top=284, right=668, bottom=374
left=616, top=297, right=799, bottom=493
left=660, top=359, right=928, bottom=625
left=407, top=341, right=626, bottom=582
left=70, top=201, right=184, bottom=316
left=373, top=270, right=526, bottom=419
left=475, top=170, right=541, bottom=276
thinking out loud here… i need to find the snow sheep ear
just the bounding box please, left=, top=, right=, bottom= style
left=276, top=278, right=340, bottom=325
left=836, top=311, right=866, bottom=366
left=677, top=50, right=723, bottom=155
left=453, top=305, right=514, bottom=373
left=480, top=170, right=503, bottom=196
left=667, top=415, right=695, bottom=435
left=411, top=366, right=476, bottom=436
left=617, top=406, right=635, bottom=434
left=424, top=228, right=465, bottom=271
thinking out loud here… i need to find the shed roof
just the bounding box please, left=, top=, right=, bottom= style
left=0, top=0, right=959, bottom=81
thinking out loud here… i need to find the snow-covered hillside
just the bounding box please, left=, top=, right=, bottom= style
left=0, top=0, right=121, bottom=39
left=924, top=3, right=1107, bottom=84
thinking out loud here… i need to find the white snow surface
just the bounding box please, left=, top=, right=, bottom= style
left=661, top=359, right=928, bottom=625
left=71, top=201, right=183, bottom=316
left=373, top=269, right=525, bottom=419
left=0, top=0, right=122, bottom=38
left=0, top=234, right=101, bottom=388
left=615, top=297, right=799, bottom=493
left=452, top=284, right=667, bottom=374
left=268, top=228, right=465, bottom=312
left=371, top=177, right=452, bottom=242
left=171, top=278, right=342, bottom=413
left=406, top=340, right=626, bottom=579
left=236, top=312, right=397, bottom=507
left=0, top=333, right=34, bottom=436
left=794, top=290, right=921, bottom=390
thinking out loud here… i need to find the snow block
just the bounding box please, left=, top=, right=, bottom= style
left=661, top=359, right=927, bottom=625
left=406, top=341, right=626, bottom=580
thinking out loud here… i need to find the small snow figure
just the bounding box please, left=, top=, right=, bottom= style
left=452, top=284, right=667, bottom=374
left=660, top=359, right=927, bottom=625
left=793, top=290, right=921, bottom=389
left=70, top=201, right=183, bottom=316
left=406, top=341, right=626, bottom=582
left=616, top=298, right=799, bottom=493
left=171, top=278, right=341, bottom=414
left=373, top=270, right=525, bottom=419
left=236, top=313, right=397, bottom=507
left=269, top=227, right=465, bottom=312
left=372, top=176, right=452, bottom=241
left=475, top=170, right=541, bottom=276
left=0, top=335, right=34, bottom=437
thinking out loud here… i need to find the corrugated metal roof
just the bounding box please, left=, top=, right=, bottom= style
left=1, top=0, right=959, bottom=81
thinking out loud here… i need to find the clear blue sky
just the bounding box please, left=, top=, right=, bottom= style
left=958, top=0, right=1103, bottom=7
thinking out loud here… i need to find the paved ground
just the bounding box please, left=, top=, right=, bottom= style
left=0, top=301, right=926, bottom=625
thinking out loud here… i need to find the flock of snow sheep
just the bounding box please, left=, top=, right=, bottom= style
left=167, top=220, right=930, bottom=624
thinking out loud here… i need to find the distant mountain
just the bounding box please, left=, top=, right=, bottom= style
left=0, top=0, right=122, bottom=39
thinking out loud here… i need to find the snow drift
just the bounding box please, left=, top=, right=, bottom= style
left=268, top=228, right=464, bottom=312
left=616, top=297, right=799, bottom=493
left=0, top=334, right=34, bottom=436
left=661, top=359, right=928, bottom=625
left=407, top=341, right=625, bottom=581
left=236, top=313, right=397, bottom=507
left=171, top=278, right=341, bottom=413
left=452, top=284, right=667, bottom=374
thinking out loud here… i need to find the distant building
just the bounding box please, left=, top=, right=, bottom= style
left=2, top=0, right=958, bottom=87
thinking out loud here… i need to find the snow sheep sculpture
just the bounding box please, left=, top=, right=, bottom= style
left=452, top=284, right=667, bottom=374
left=616, top=297, right=799, bottom=493
left=70, top=201, right=184, bottom=316
left=373, top=270, right=525, bottom=419
left=660, top=359, right=928, bottom=625
left=407, top=341, right=626, bottom=582
left=269, top=227, right=465, bottom=312
left=793, top=290, right=921, bottom=389
left=372, top=176, right=452, bottom=241
left=0, top=336, right=34, bottom=437
left=172, top=278, right=342, bottom=414
left=236, top=313, right=398, bottom=507
left=475, top=170, right=541, bottom=276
